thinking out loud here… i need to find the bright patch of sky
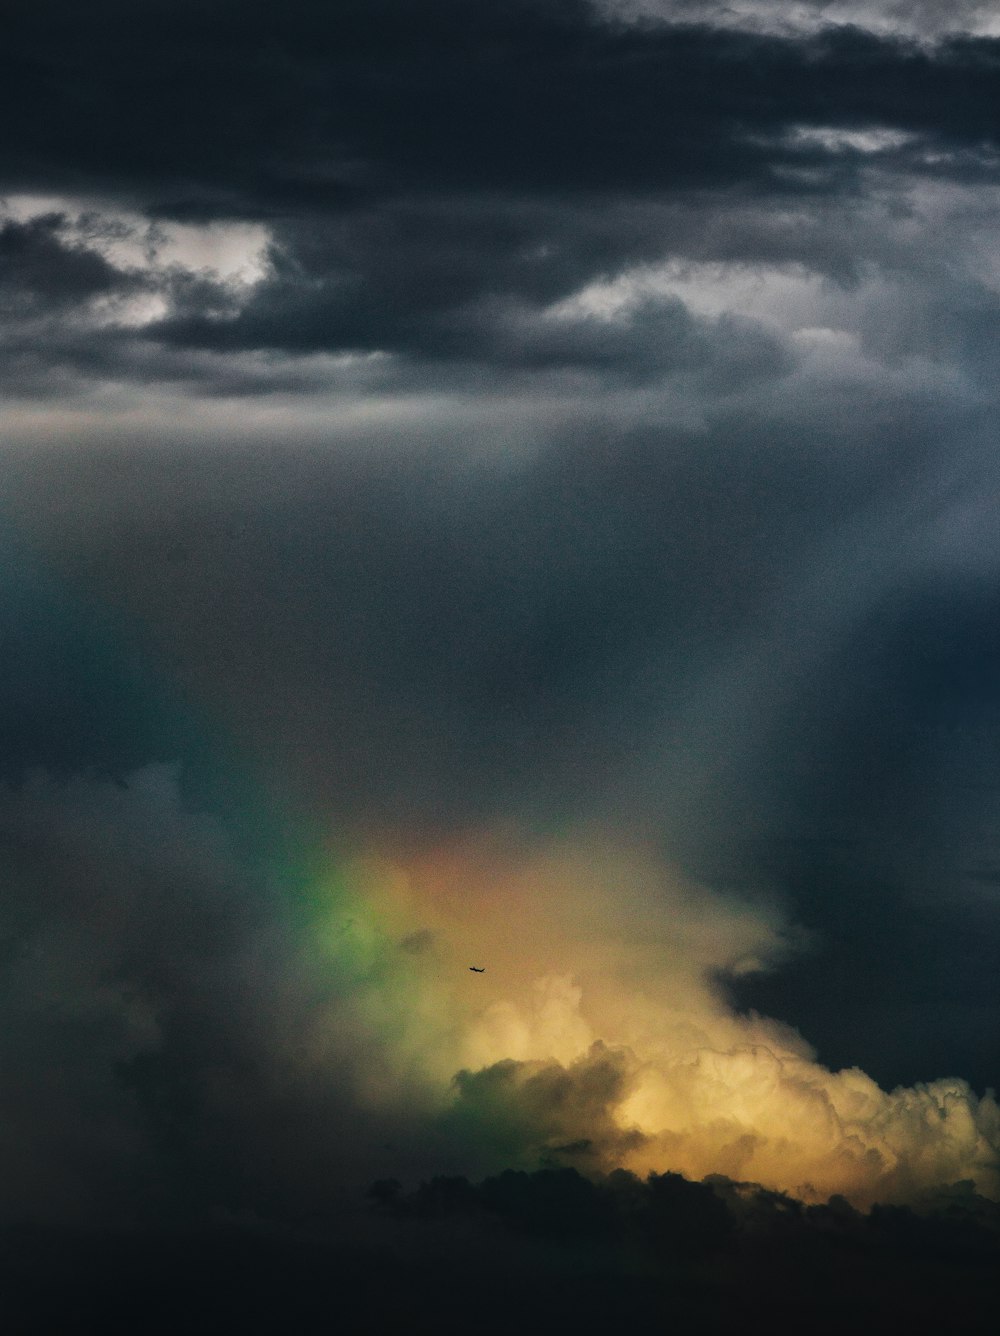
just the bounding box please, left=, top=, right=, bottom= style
left=549, top=258, right=825, bottom=324
left=601, top=0, right=1000, bottom=41
left=2, top=194, right=271, bottom=288
left=785, top=126, right=915, bottom=153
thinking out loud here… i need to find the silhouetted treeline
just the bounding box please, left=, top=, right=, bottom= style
left=4, top=1169, right=997, bottom=1334
left=371, top=1163, right=999, bottom=1259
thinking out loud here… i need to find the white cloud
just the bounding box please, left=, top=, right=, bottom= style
left=600, top=0, right=1000, bottom=42
left=1, top=192, right=271, bottom=304
left=380, top=834, right=1000, bottom=1204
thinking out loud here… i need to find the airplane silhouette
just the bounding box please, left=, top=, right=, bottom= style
left=469, top=966, right=485, bottom=973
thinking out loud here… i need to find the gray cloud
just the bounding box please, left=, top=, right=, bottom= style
left=7, top=2, right=1000, bottom=208
left=0, top=762, right=460, bottom=1225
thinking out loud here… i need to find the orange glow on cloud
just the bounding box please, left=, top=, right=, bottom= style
left=327, top=831, right=1000, bottom=1207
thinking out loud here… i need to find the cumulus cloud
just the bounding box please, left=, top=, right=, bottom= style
left=0, top=756, right=992, bottom=1225
left=397, top=835, right=999, bottom=1206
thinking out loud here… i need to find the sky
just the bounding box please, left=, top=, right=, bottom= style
left=3, top=0, right=1000, bottom=1328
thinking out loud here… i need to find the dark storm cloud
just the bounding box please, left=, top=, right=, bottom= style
left=720, top=578, right=1000, bottom=1089
left=0, top=757, right=457, bottom=1229
left=0, top=209, right=165, bottom=394
left=0, top=211, right=149, bottom=394
left=7, top=0, right=1000, bottom=376
left=0, top=213, right=129, bottom=309
left=6, top=1, right=1000, bottom=384
left=145, top=191, right=796, bottom=377
left=0, top=209, right=333, bottom=398
left=6, top=0, right=1000, bottom=208
left=0, top=193, right=801, bottom=393
left=0, top=764, right=256, bottom=1222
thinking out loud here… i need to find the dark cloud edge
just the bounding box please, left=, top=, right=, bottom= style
left=5, top=3, right=1000, bottom=210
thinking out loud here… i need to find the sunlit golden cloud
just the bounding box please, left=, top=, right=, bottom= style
left=317, top=831, right=1000, bottom=1207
